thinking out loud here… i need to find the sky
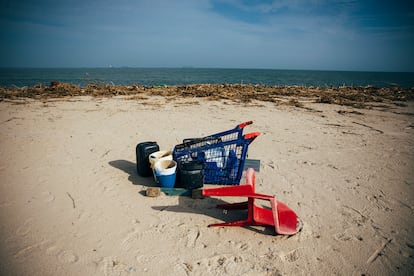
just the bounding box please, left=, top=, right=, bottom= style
left=0, top=0, right=413, bottom=71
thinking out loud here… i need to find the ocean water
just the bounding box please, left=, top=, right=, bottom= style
left=0, top=68, right=413, bottom=88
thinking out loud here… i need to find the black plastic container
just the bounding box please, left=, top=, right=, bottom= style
left=136, top=142, right=159, bottom=177
left=178, top=160, right=205, bottom=189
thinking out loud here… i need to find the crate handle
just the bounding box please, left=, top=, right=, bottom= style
left=238, top=121, right=253, bottom=129
left=243, top=132, right=260, bottom=141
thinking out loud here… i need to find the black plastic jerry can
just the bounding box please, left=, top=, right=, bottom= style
left=136, top=142, right=159, bottom=177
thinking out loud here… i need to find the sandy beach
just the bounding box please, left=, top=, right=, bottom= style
left=0, top=88, right=413, bottom=275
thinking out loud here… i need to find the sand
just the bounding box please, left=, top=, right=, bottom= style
left=0, top=94, right=413, bottom=275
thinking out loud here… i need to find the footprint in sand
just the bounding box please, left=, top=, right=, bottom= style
left=16, top=218, right=34, bottom=236
left=334, top=231, right=353, bottom=242
left=101, top=184, right=119, bottom=198
left=14, top=241, right=47, bottom=259
left=46, top=245, right=60, bottom=256
left=0, top=197, right=13, bottom=207
left=341, top=205, right=368, bottom=227
left=135, top=254, right=157, bottom=264
left=174, top=262, right=193, bottom=275
left=57, top=250, right=79, bottom=264
left=121, top=229, right=140, bottom=252
left=41, top=191, right=55, bottom=203
left=121, top=219, right=165, bottom=252
left=366, top=194, right=392, bottom=212
left=227, top=240, right=250, bottom=251
left=284, top=249, right=300, bottom=262
left=195, top=253, right=247, bottom=274
left=45, top=243, right=79, bottom=264
left=101, top=256, right=129, bottom=276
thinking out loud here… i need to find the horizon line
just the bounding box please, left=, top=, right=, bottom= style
left=0, top=66, right=413, bottom=74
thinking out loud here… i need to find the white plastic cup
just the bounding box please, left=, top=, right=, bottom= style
left=149, top=150, right=173, bottom=169
left=154, top=159, right=177, bottom=176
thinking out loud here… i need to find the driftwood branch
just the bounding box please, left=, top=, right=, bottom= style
left=366, top=238, right=392, bottom=264
left=66, top=192, right=76, bottom=209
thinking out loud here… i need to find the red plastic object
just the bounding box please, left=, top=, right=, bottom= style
left=243, top=132, right=260, bottom=142
left=202, top=167, right=256, bottom=196
left=202, top=168, right=299, bottom=235
left=238, top=121, right=253, bottom=129
left=271, top=198, right=299, bottom=235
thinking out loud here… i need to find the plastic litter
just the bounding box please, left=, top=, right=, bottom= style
left=202, top=168, right=300, bottom=235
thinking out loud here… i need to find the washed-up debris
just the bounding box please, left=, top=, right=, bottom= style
left=1, top=82, right=413, bottom=108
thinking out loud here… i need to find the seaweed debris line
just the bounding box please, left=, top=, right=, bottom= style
left=1, top=82, right=413, bottom=108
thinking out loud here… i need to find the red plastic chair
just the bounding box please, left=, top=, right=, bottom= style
left=202, top=168, right=299, bottom=235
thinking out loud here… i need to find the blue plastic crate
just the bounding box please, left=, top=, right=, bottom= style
left=175, top=121, right=254, bottom=152
left=174, top=133, right=259, bottom=185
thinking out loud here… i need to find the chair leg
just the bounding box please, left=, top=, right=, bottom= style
left=202, top=168, right=299, bottom=235
left=216, top=201, right=248, bottom=210
left=210, top=198, right=275, bottom=229
left=209, top=219, right=252, bottom=227
left=210, top=196, right=299, bottom=235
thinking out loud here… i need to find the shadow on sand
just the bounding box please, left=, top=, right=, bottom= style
left=109, top=159, right=157, bottom=187
left=109, top=159, right=276, bottom=235
left=152, top=195, right=276, bottom=236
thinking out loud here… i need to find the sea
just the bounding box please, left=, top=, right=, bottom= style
left=0, top=67, right=413, bottom=88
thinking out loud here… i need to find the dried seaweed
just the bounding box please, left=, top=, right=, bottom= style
left=0, top=82, right=413, bottom=108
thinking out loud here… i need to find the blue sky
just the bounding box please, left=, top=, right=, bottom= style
left=0, top=0, right=413, bottom=71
